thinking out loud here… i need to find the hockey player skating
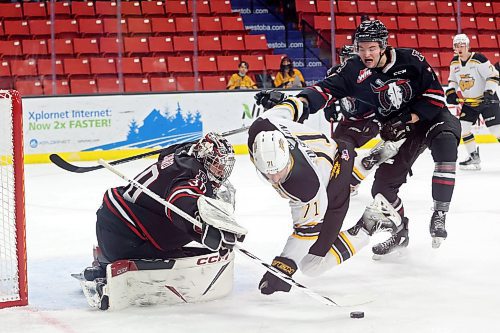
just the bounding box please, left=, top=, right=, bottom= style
left=80, top=133, right=244, bottom=309
left=294, top=20, right=461, bottom=252
left=445, top=34, right=500, bottom=170
left=248, top=96, right=394, bottom=295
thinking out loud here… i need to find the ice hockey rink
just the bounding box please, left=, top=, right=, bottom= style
left=2, top=144, right=500, bottom=333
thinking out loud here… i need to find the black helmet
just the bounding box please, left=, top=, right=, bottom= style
left=339, top=45, right=356, bottom=61
left=354, top=20, right=389, bottom=49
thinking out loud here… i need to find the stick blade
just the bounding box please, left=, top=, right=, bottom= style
left=49, top=154, right=101, bottom=173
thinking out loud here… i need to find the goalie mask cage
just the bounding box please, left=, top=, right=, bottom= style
left=0, top=90, right=27, bottom=308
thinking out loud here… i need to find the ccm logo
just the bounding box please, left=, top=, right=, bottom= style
left=196, top=254, right=229, bottom=265
left=116, top=267, right=128, bottom=275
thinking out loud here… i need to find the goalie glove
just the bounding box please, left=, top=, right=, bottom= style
left=201, top=223, right=238, bottom=253
left=258, top=256, right=296, bottom=295
left=254, top=89, right=286, bottom=110
left=197, top=196, right=247, bottom=236
left=380, top=113, right=413, bottom=142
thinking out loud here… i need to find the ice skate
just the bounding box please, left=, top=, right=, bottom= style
left=372, top=217, right=409, bottom=259
left=430, top=211, right=447, bottom=248
left=459, top=147, right=481, bottom=170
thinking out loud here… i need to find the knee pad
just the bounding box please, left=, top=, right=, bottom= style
left=430, top=131, right=458, bottom=161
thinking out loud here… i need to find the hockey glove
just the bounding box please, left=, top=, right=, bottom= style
left=254, top=89, right=286, bottom=110
left=380, top=113, right=413, bottom=142
left=483, top=90, right=498, bottom=105
left=445, top=89, right=459, bottom=105
left=201, top=224, right=237, bottom=253
left=323, top=102, right=340, bottom=122
left=258, top=256, right=297, bottom=295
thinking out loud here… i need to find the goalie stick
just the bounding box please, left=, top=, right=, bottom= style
left=50, top=125, right=250, bottom=173
left=98, top=160, right=367, bottom=307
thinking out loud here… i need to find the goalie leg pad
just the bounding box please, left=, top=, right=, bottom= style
left=360, top=193, right=402, bottom=235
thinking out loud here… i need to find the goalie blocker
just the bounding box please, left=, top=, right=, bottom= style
left=78, top=247, right=235, bottom=311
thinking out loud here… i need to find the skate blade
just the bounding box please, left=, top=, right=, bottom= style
left=432, top=237, right=446, bottom=248
left=372, top=247, right=408, bottom=260
left=459, top=164, right=481, bottom=171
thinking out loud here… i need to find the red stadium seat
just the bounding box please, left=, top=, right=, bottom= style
left=265, top=54, right=286, bottom=71
left=74, top=38, right=100, bottom=55
left=221, top=35, right=245, bottom=53
left=123, top=37, right=149, bottom=55
left=128, top=18, right=152, bottom=35
left=0, top=40, right=23, bottom=57
left=378, top=16, right=398, bottom=31
left=437, top=17, right=458, bottom=31
left=421, top=52, right=440, bottom=69
left=417, top=17, right=438, bottom=31
left=38, top=59, right=64, bottom=76
left=23, top=2, right=47, bottom=18
left=47, top=1, right=71, bottom=18
left=476, top=17, right=496, bottom=32
left=120, top=1, right=142, bottom=16
left=119, top=57, right=143, bottom=75
left=438, top=34, right=454, bottom=49
left=199, top=17, right=222, bottom=34
left=198, top=35, right=221, bottom=53
left=396, top=33, right=418, bottom=48
left=22, top=40, right=48, bottom=56
left=435, top=1, right=455, bottom=15
left=335, top=16, right=357, bottom=31
left=478, top=35, right=498, bottom=49
left=187, top=1, right=211, bottom=15
left=71, top=1, right=96, bottom=17
left=295, top=0, right=317, bottom=26
left=150, top=77, right=177, bottom=91
left=357, top=1, right=378, bottom=14
left=216, top=55, right=241, bottom=73
left=78, top=18, right=105, bottom=36
left=197, top=56, right=218, bottom=72
left=493, top=3, right=500, bottom=17
left=15, top=79, right=43, bottom=96
left=482, top=51, right=500, bottom=63
left=103, top=18, right=128, bottom=35
left=209, top=1, right=232, bottom=15
left=142, top=57, right=168, bottom=74
left=337, top=1, right=359, bottom=14
left=48, top=39, right=74, bottom=55
left=95, top=1, right=118, bottom=17
left=241, top=55, right=265, bottom=72
left=165, top=1, right=188, bottom=16
left=176, top=76, right=202, bottom=91
left=90, top=58, right=117, bottom=75
left=63, top=58, right=91, bottom=76
left=439, top=52, right=453, bottom=67
left=244, top=35, right=270, bottom=53
left=459, top=2, right=475, bottom=16
left=418, top=34, right=439, bottom=49
left=0, top=3, right=22, bottom=19
left=151, top=17, right=176, bottom=34
left=124, top=77, right=150, bottom=92
left=99, top=37, right=124, bottom=55
left=316, top=1, right=336, bottom=14
left=0, top=22, right=4, bottom=38
left=54, top=19, right=79, bottom=36
left=220, top=16, right=246, bottom=33
left=11, top=59, right=38, bottom=77
left=167, top=56, right=192, bottom=73
left=468, top=34, right=479, bottom=49
left=416, top=1, right=437, bottom=15
left=0, top=61, right=11, bottom=77
left=97, top=77, right=120, bottom=93
left=175, top=17, right=197, bottom=34
left=173, top=36, right=195, bottom=53
left=398, top=1, right=418, bottom=15
left=70, top=78, right=98, bottom=94
left=148, top=36, right=174, bottom=54
left=461, top=17, right=477, bottom=31
left=28, top=20, right=52, bottom=37
left=43, top=79, right=70, bottom=95
left=398, top=16, right=418, bottom=31
left=334, top=34, right=354, bottom=49
left=377, top=1, right=398, bottom=14
left=4, top=20, right=31, bottom=38
left=473, top=2, right=493, bottom=15
left=202, top=76, right=227, bottom=90
left=142, top=1, right=165, bottom=16
left=440, top=69, right=450, bottom=85
left=314, top=16, right=331, bottom=31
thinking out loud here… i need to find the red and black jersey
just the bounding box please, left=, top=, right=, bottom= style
left=299, top=47, right=446, bottom=122
left=102, top=141, right=216, bottom=251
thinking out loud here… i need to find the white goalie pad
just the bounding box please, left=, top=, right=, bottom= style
left=78, top=248, right=235, bottom=311
left=362, top=194, right=402, bottom=234
left=197, top=196, right=248, bottom=235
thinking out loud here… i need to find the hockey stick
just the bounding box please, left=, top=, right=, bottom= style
left=50, top=125, right=250, bottom=173
left=98, top=160, right=339, bottom=307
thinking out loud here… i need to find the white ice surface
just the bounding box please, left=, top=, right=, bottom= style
left=2, top=145, right=500, bottom=333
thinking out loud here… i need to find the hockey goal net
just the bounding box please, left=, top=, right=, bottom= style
left=0, top=90, right=27, bottom=308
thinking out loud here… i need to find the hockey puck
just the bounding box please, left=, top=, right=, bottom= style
left=350, top=311, right=364, bottom=319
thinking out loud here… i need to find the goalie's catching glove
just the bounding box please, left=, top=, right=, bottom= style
left=380, top=113, right=413, bottom=142
left=254, top=89, right=286, bottom=110
left=201, top=224, right=238, bottom=253
left=258, top=256, right=296, bottom=295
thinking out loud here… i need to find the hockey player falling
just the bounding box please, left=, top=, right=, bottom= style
left=78, top=133, right=245, bottom=309
left=445, top=33, right=500, bottom=170
left=248, top=96, right=399, bottom=295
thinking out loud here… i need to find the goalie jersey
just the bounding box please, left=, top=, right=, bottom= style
left=447, top=52, right=500, bottom=99
left=101, top=142, right=215, bottom=252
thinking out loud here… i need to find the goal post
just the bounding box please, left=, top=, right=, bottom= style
left=0, top=89, right=28, bottom=308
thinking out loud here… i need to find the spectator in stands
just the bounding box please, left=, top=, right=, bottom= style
left=274, top=56, right=305, bottom=89
left=226, top=61, right=257, bottom=90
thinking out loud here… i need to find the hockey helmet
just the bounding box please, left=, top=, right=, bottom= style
left=453, top=34, right=470, bottom=48
left=192, top=132, right=235, bottom=187
left=252, top=130, right=290, bottom=175
left=339, top=45, right=356, bottom=63
left=354, top=20, right=389, bottom=49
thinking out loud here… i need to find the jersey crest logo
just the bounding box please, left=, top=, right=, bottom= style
left=458, top=74, right=475, bottom=91
left=371, top=79, right=413, bottom=114
left=357, top=68, right=372, bottom=83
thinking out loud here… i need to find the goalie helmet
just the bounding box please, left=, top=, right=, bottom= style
left=453, top=34, right=470, bottom=48
left=354, top=20, right=389, bottom=49
left=252, top=130, right=290, bottom=175
left=192, top=132, right=235, bottom=187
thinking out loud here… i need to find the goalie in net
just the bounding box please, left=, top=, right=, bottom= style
left=80, top=132, right=244, bottom=309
